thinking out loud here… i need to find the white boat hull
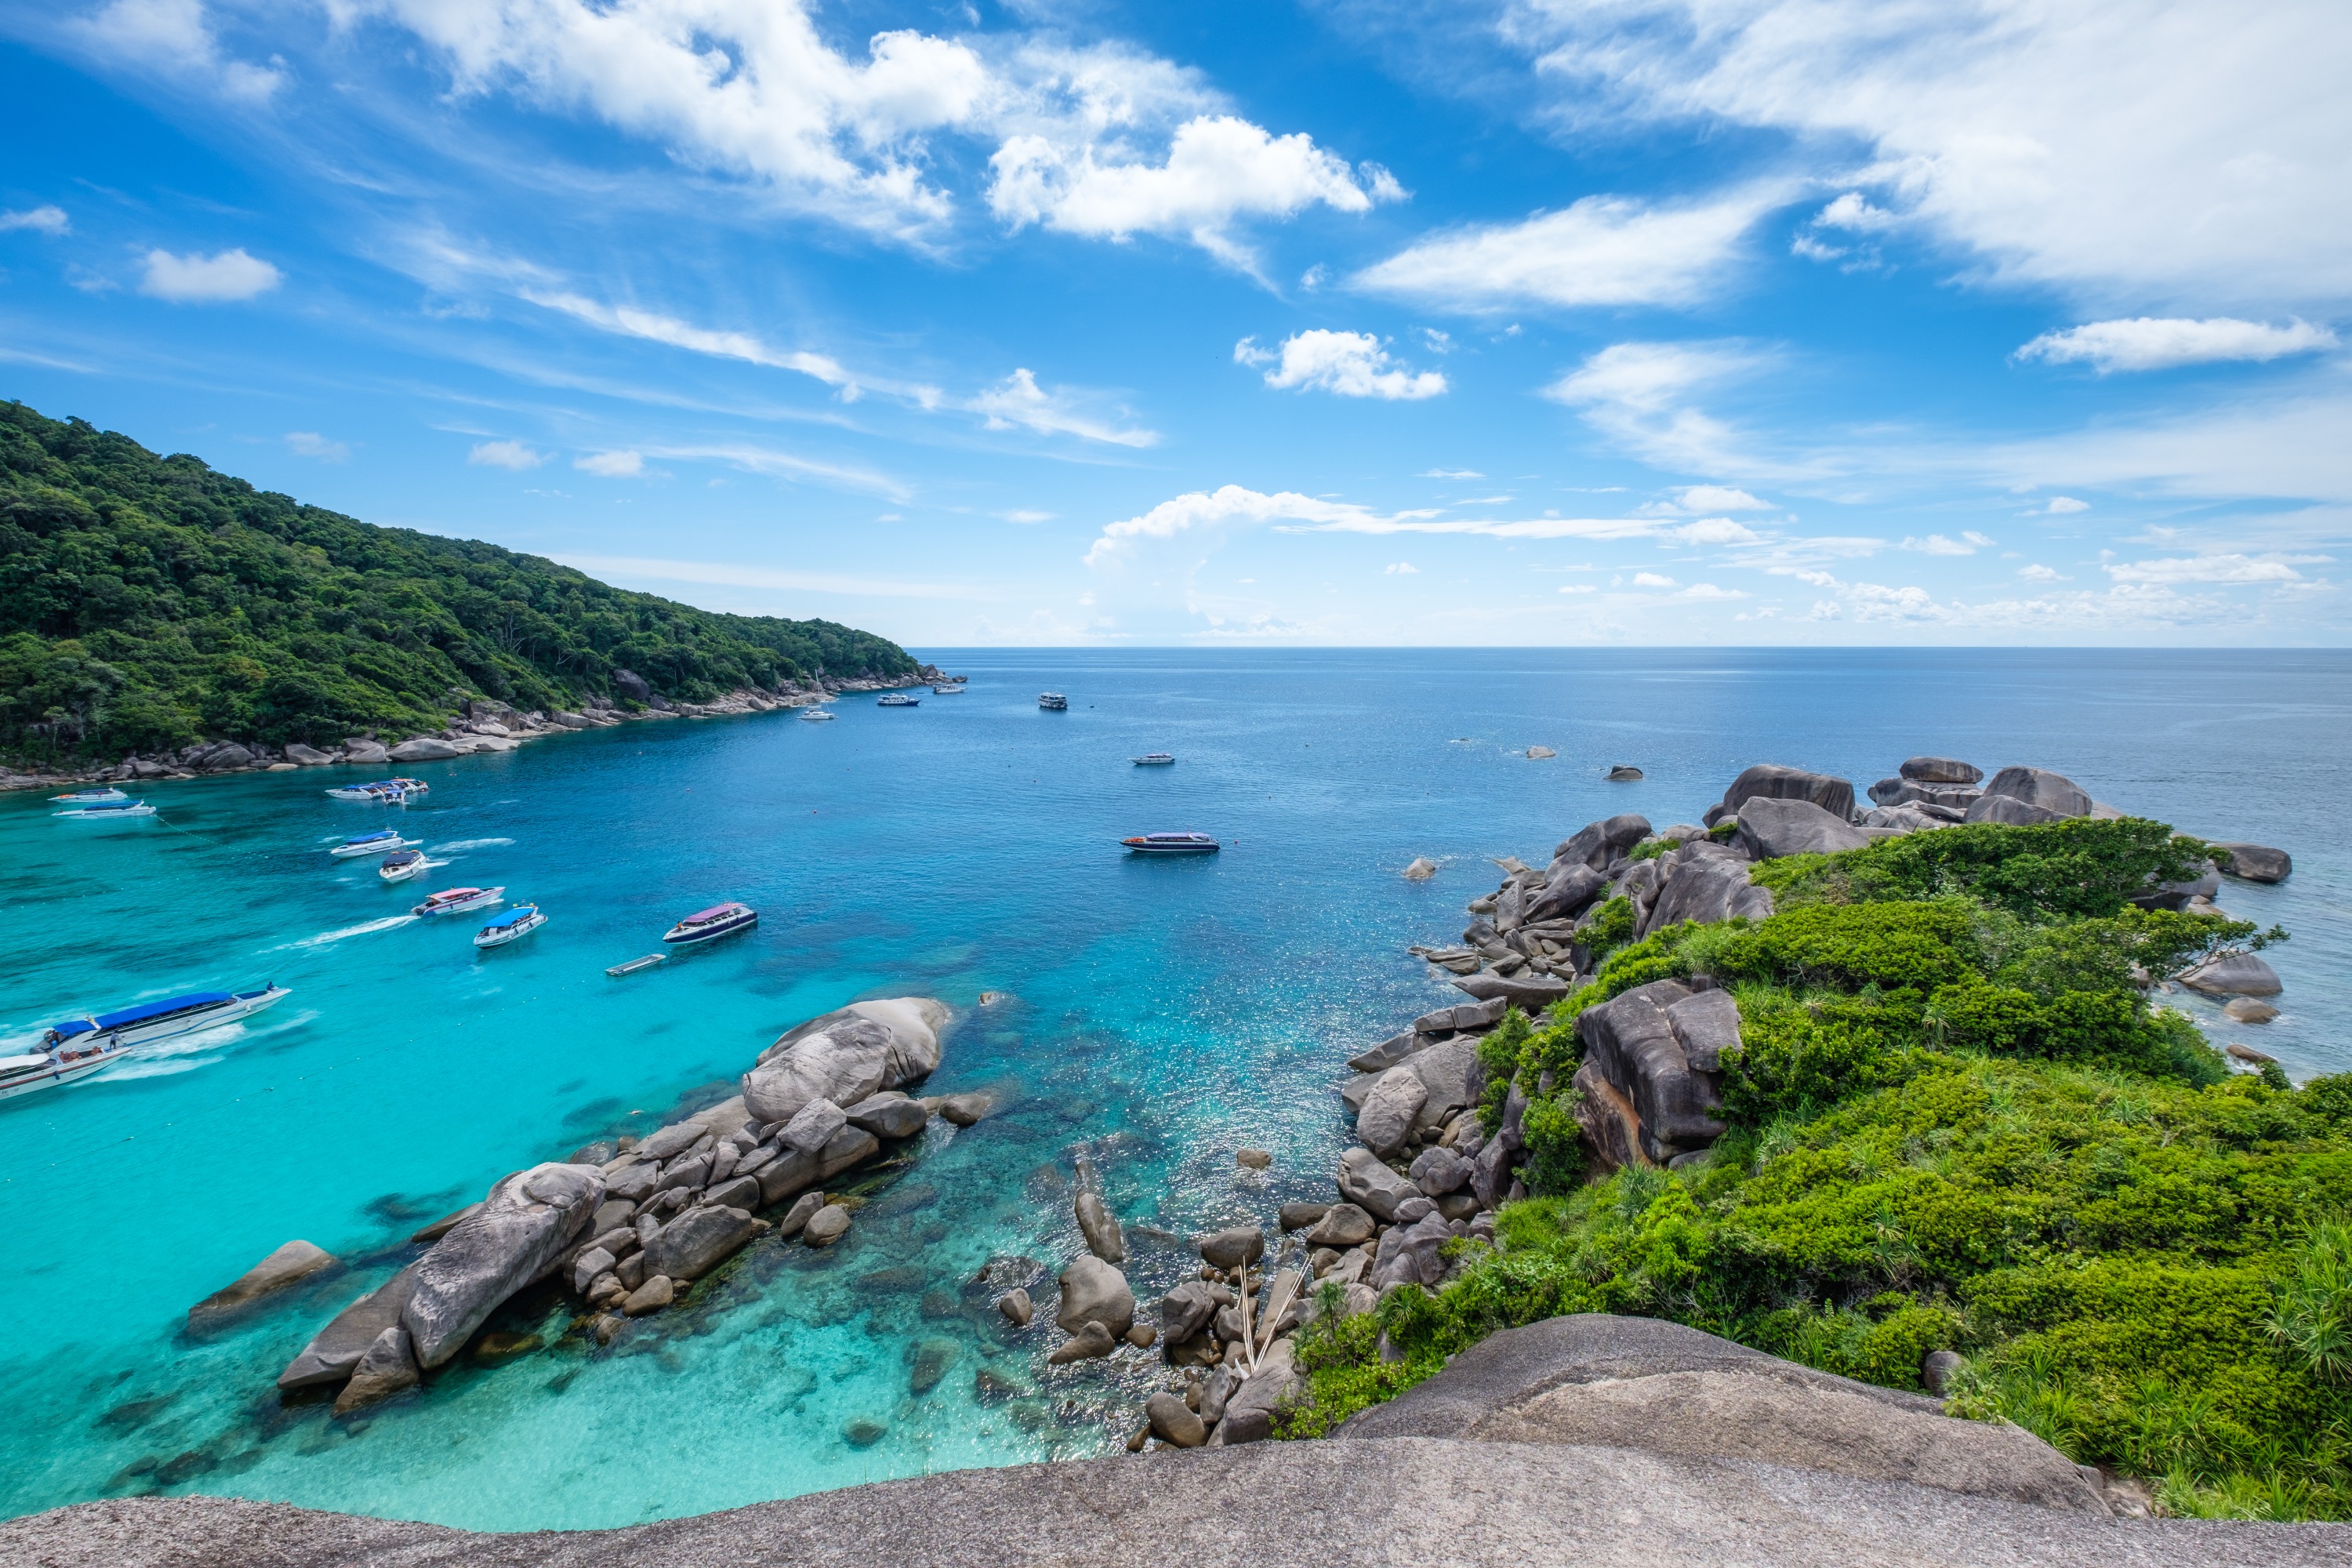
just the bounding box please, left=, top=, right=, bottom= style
left=475, top=912, right=546, bottom=948
left=110, top=989, right=289, bottom=1049
left=0, top=1051, right=125, bottom=1102
left=332, top=837, right=420, bottom=858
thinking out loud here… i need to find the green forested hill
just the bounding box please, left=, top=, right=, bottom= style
left=0, top=401, right=914, bottom=760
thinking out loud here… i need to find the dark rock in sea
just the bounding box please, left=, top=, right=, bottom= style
left=1900, top=757, right=1982, bottom=785
left=1607, top=765, right=1643, bottom=781
left=2181, top=952, right=2285, bottom=996
left=1048, top=1321, right=1117, bottom=1364
left=1736, top=797, right=1870, bottom=859
left=470, top=1333, right=542, bottom=1366
left=935, top=1091, right=993, bottom=1127
left=841, top=1417, right=887, bottom=1448
left=2210, top=841, right=2292, bottom=883
left=908, top=1338, right=957, bottom=1395
left=1055, top=1256, right=1135, bottom=1337
left=1278, top=1201, right=1330, bottom=1232
left=2225, top=997, right=2280, bottom=1023
left=189, top=1240, right=336, bottom=1323
left=998, top=1287, right=1035, bottom=1327
left=1076, top=1192, right=1127, bottom=1265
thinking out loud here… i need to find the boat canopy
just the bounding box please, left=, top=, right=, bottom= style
left=480, top=908, right=535, bottom=930
left=428, top=887, right=485, bottom=902
left=683, top=902, right=747, bottom=923
left=90, top=992, right=232, bottom=1032
left=343, top=829, right=399, bottom=844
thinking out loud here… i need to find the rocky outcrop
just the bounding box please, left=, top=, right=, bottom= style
left=189, top=1240, right=336, bottom=1321
left=1736, top=797, right=1871, bottom=859
left=403, top=1163, right=605, bottom=1369
left=742, top=1000, right=948, bottom=1125
left=2210, top=841, right=2292, bottom=883
left=387, top=738, right=462, bottom=762
left=1971, top=766, right=2090, bottom=822
left=1574, top=981, right=1733, bottom=1168
left=2180, top=952, right=2285, bottom=996
left=1711, top=764, right=1856, bottom=826
left=277, top=1264, right=421, bottom=1389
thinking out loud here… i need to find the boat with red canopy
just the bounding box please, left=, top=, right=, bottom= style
left=662, top=902, right=759, bottom=946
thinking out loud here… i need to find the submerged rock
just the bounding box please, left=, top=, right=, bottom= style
left=803, top=1205, right=853, bottom=1247
left=189, top=1240, right=336, bottom=1322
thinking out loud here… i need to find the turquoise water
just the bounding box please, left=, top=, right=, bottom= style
left=2, top=648, right=2347, bottom=1528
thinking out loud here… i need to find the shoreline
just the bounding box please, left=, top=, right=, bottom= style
left=0, top=666, right=947, bottom=794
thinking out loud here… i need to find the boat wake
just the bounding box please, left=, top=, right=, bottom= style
left=106, top=1053, right=219, bottom=1081
left=431, top=837, right=514, bottom=852
left=278, top=914, right=418, bottom=950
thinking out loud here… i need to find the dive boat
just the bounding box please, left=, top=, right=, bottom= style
left=1121, top=832, right=1220, bottom=855
left=877, top=693, right=921, bottom=707
left=52, top=788, right=129, bottom=804
left=331, top=829, right=421, bottom=858
left=378, top=849, right=427, bottom=883
left=325, top=778, right=429, bottom=802
left=931, top=683, right=966, bottom=694
left=54, top=800, right=155, bottom=818
left=474, top=906, right=546, bottom=949
left=1131, top=753, right=1176, bottom=766
left=799, top=708, right=837, bottom=721
left=1039, top=692, right=1068, bottom=710
left=35, top=985, right=291, bottom=1060
left=413, top=885, right=504, bottom=917
left=662, top=902, right=758, bottom=946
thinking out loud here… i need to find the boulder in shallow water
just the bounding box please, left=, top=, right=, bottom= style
left=998, top=1287, right=1034, bottom=1327
left=278, top=1263, right=420, bottom=1390
left=1076, top=1192, right=1127, bottom=1265
left=401, top=1163, right=604, bottom=1370
left=2210, top=841, right=2292, bottom=883
left=935, top=1091, right=993, bottom=1127
left=1403, top=857, right=1439, bottom=880
left=1197, top=1227, right=1265, bottom=1271
left=743, top=999, right=949, bottom=1125
left=845, top=1094, right=928, bottom=1140
left=622, top=1275, right=674, bottom=1316
left=1056, top=1255, right=1134, bottom=1338
left=190, top=1240, right=336, bottom=1322
left=1608, top=765, right=1643, bottom=781
left=1049, top=1321, right=1117, bottom=1364
left=387, top=738, right=460, bottom=762
left=1737, top=797, right=1871, bottom=859
left=803, top=1204, right=852, bottom=1247
left=775, top=1192, right=826, bottom=1238
left=2224, top=997, right=2280, bottom=1023
left=2181, top=952, right=2285, bottom=997
left=644, top=1205, right=766, bottom=1282
left=331, top=1325, right=419, bottom=1416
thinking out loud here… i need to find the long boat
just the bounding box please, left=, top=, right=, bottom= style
left=1120, top=832, right=1221, bottom=855
left=36, top=985, right=291, bottom=1059
left=54, top=800, right=155, bottom=819
left=330, top=829, right=421, bottom=858
left=662, top=902, right=759, bottom=946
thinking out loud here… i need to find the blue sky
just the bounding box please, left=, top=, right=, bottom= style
left=2, top=0, right=2347, bottom=647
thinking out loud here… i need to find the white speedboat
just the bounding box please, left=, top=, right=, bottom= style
left=474, top=905, right=546, bottom=949
left=379, top=849, right=428, bottom=883
left=799, top=708, right=837, bottom=722
left=1132, top=753, right=1175, bottom=766
left=662, top=902, right=758, bottom=946
left=1121, top=832, right=1220, bottom=855
left=54, top=799, right=156, bottom=819
left=0, top=1040, right=131, bottom=1101
left=1039, top=692, right=1068, bottom=710
left=931, top=683, right=966, bottom=695
left=413, top=885, right=504, bottom=917
left=877, top=693, right=921, bottom=707
left=52, top=788, right=129, bottom=804
left=35, top=985, right=291, bottom=1060
left=326, top=778, right=429, bottom=802
left=331, top=829, right=421, bottom=858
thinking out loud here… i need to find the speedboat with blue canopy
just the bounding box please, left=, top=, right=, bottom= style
left=38, top=984, right=290, bottom=1057
left=54, top=799, right=155, bottom=818
left=474, top=905, right=546, bottom=949
left=331, top=829, right=421, bottom=858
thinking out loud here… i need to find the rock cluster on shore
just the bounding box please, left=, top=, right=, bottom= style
left=0, top=666, right=955, bottom=792
left=267, top=998, right=957, bottom=1415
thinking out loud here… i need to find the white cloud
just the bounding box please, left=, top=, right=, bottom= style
left=79, top=0, right=285, bottom=102
left=0, top=205, right=69, bottom=235
left=1084, top=483, right=1662, bottom=566
left=1674, top=485, right=1769, bottom=511
left=2019, top=564, right=2066, bottom=581
left=1238, top=329, right=1446, bottom=400
left=524, top=292, right=855, bottom=388
left=1353, top=187, right=1777, bottom=311
left=284, top=431, right=348, bottom=462
left=1671, top=517, right=1762, bottom=545
left=1499, top=0, right=2352, bottom=312
left=989, top=114, right=1392, bottom=267
left=1542, top=340, right=1767, bottom=470
left=1632, top=572, right=1676, bottom=587
left=1001, top=509, right=1054, bottom=523
left=138, top=247, right=280, bottom=303
left=575, top=449, right=644, bottom=477
left=973, top=368, right=1158, bottom=447
left=2044, top=496, right=2090, bottom=514
left=1814, top=193, right=1898, bottom=233
left=1675, top=582, right=1748, bottom=600
left=469, top=439, right=546, bottom=470
left=2103, top=554, right=2312, bottom=586
left=1385, top=561, right=1419, bottom=574
left=1421, top=468, right=1484, bottom=479
left=1558, top=583, right=1595, bottom=594
left=2017, top=318, right=2339, bottom=373
left=1901, top=532, right=1994, bottom=555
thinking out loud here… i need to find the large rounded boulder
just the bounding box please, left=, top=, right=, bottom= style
left=743, top=999, right=949, bottom=1126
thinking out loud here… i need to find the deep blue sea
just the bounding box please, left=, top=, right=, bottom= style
left=2, top=648, right=2346, bottom=1530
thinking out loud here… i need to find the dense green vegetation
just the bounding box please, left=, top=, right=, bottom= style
left=1293, top=818, right=2348, bottom=1520
left=0, top=401, right=915, bottom=760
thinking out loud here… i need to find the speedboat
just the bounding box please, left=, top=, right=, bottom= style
left=799, top=708, right=837, bottom=722
left=36, top=985, right=291, bottom=1060
left=877, top=693, right=921, bottom=707
left=331, top=829, right=421, bottom=858
left=1039, top=692, right=1068, bottom=710
left=662, top=902, right=758, bottom=946
left=326, top=778, right=428, bottom=802
left=52, top=788, right=129, bottom=804
left=54, top=800, right=155, bottom=818
left=1121, top=832, right=1220, bottom=855
left=0, top=1037, right=132, bottom=1102
left=474, top=906, right=546, bottom=949
left=1131, top=753, right=1176, bottom=766
left=413, top=885, right=504, bottom=917
left=931, top=683, right=966, bottom=694
left=379, top=849, right=427, bottom=883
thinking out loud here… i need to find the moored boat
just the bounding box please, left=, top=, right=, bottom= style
left=330, top=829, right=421, bottom=858
left=606, top=953, right=668, bottom=978
left=36, top=985, right=291, bottom=1060
left=474, top=906, right=546, bottom=949
left=1132, top=753, right=1175, bottom=766
left=325, top=778, right=429, bottom=802
left=799, top=708, right=837, bottom=721
left=931, top=683, right=966, bottom=694
left=877, top=693, right=921, bottom=707
left=1039, top=692, right=1068, bottom=710
left=662, top=902, right=758, bottom=946
left=51, top=788, right=129, bottom=804
left=379, top=849, right=427, bottom=883
left=1121, top=831, right=1220, bottom=855
left=53, top=800, right=156, bottom=818
left=412, top=885, right=504, bottom=917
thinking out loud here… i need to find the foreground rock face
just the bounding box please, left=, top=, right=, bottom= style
left=1338, top=1314, right=2103, bottom=1514
left=15, top=1432, right=2344, bottom=1567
